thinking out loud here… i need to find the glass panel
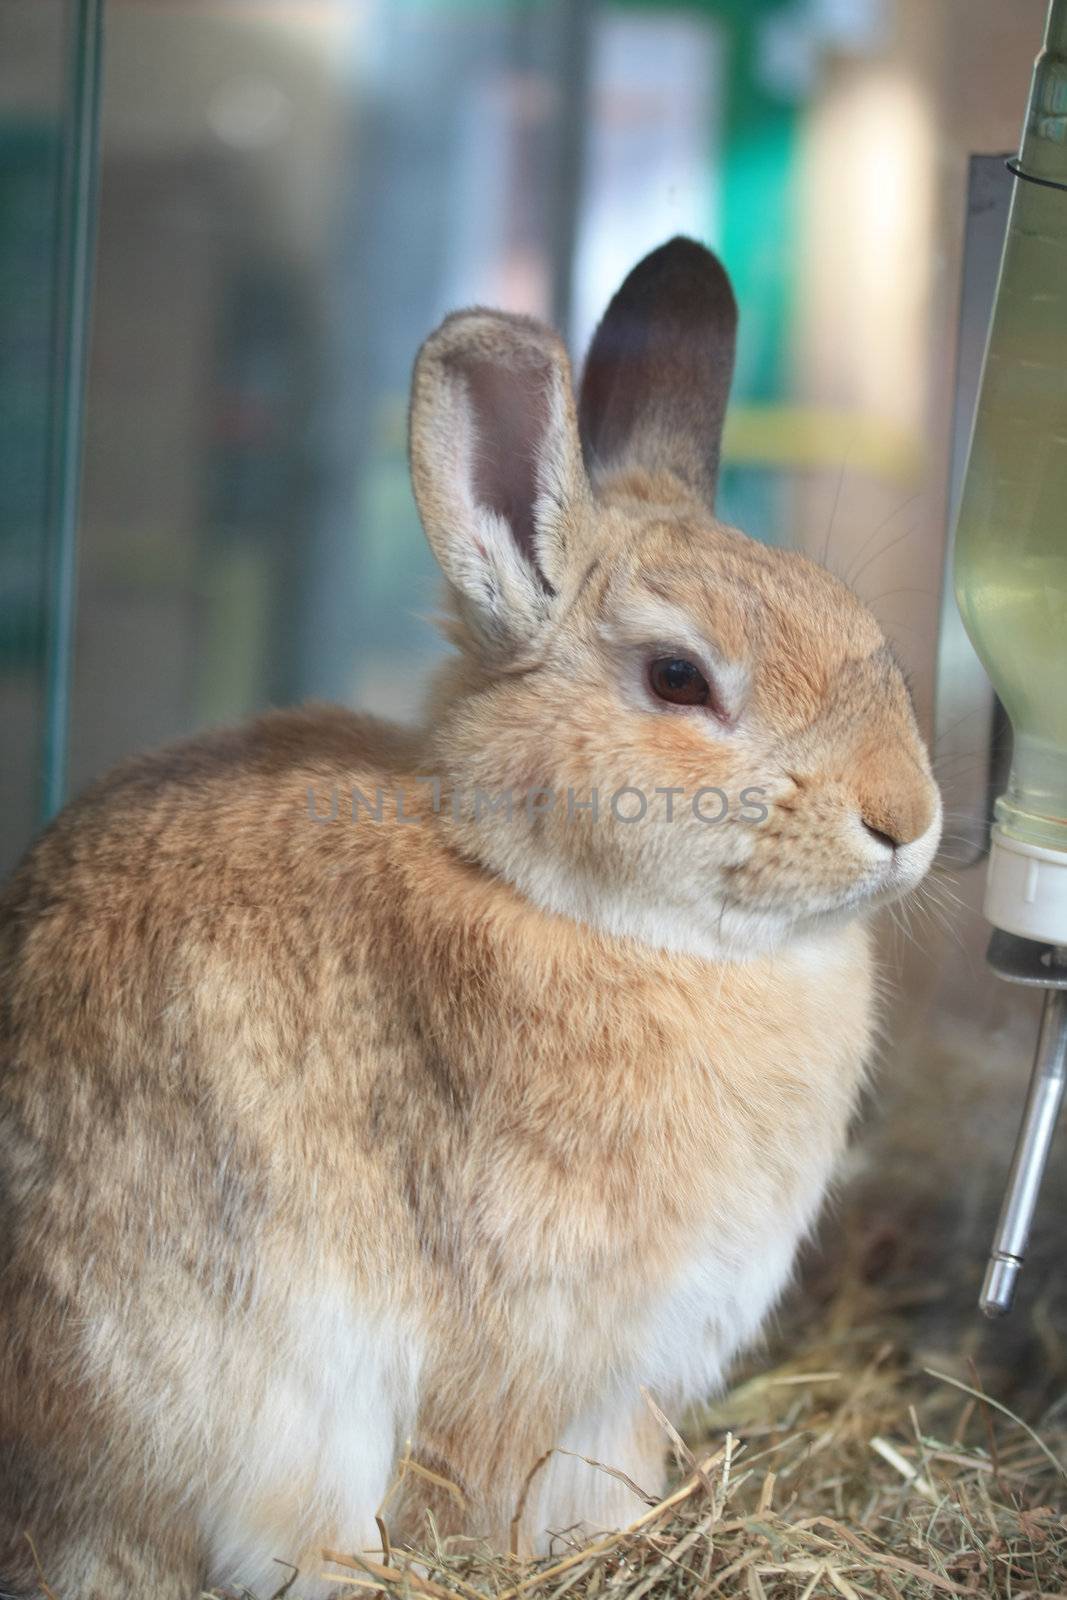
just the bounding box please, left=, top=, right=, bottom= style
left=71, top=0, right=597, bottom=783
left=2, top=0, right=1052, bottom=887
left=0, top=1, right=67, bottom=875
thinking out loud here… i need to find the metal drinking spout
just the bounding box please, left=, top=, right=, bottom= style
left=981, top=984, right=1067, bottom=1317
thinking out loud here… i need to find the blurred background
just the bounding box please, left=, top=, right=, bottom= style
left=1, top=0, right=1063, bottom=1394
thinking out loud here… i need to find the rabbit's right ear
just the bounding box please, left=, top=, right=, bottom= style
left=409, top=310, right=592, bottom=664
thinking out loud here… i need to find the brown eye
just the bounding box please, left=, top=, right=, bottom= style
left=648, top=657, right=711, bottom=707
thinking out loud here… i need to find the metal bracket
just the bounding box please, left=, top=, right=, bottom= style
left=987, top=928, right=1067, bottom=989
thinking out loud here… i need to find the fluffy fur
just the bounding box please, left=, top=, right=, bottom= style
left=0, top=239, right=939, bottom=1597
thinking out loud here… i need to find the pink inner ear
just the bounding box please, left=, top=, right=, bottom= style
left=453, top=355, right=555, bottom=591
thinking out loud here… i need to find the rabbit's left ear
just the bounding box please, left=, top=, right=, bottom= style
left=578, top=236, right=737, bottom=510
left=409, top=310, right=591, bottom=663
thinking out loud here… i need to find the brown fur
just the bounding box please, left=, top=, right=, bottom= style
left=0, top=240, right=939, bottom=1597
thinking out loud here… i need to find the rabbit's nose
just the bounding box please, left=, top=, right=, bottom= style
left=861, top=817, right=899, bottom=851
left=856, top=784, right=934, bottom=851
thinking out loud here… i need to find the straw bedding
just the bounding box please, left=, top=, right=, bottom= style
left=209, top=1250, right=1067, bottom=1600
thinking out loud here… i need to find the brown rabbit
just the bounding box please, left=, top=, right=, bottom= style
left=0, top=239, right=940, bottom=1598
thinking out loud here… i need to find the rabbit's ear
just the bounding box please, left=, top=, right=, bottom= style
left=410, top=310, right=590, bottom=661
left=578, top=237, right=737, bottom=510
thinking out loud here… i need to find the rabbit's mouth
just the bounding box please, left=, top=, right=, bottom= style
left=856, top=804, right=943, bottom=908
left=715, top=802, right=942, bottom=946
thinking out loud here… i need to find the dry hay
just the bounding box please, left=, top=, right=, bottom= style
left=209, top=1262, right=1067, bottom=1600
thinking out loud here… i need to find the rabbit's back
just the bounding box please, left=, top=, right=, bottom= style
left=0, top=707, right=440, bottom=1594
left=0, top=702, right=447, bottom=1287
left=0, top=703, right=425, bottom=1046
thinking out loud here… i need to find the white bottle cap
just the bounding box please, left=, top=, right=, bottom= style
left=984, top=826, right=1067, bottom=944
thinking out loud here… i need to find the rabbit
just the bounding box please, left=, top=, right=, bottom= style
left=0, top=237, right=941, bottom=1600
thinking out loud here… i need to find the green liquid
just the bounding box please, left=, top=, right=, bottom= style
left=954, top=18, right=1067, bottom=853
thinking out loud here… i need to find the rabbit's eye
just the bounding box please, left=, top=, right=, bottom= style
left=648, top=657, right=710, bottom=707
